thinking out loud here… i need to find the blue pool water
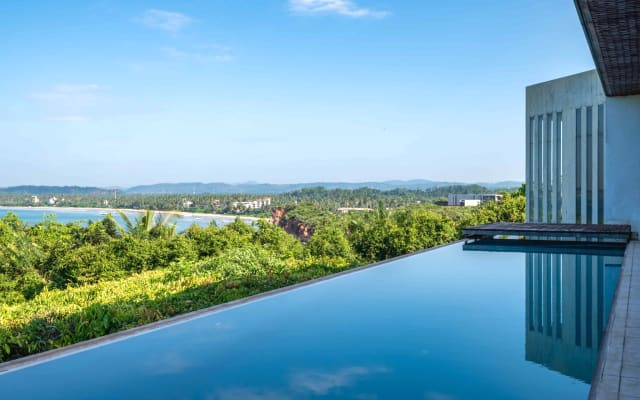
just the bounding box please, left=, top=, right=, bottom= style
left=0, top=242, right=623, bottom=399
left=0, top=207, right=247, bottom=231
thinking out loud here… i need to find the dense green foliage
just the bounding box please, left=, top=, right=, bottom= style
left=0, top=191, right=524, bottom=362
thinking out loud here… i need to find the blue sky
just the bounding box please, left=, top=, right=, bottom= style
left=0, top=0, right=595, bottom=187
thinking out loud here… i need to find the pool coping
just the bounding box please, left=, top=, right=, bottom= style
left=0, top=240, right=464, bottom=374
left=590, top=240, right=640, bottom=399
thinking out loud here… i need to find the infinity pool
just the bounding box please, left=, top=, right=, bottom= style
left=0, top=242, right=624, bottom=399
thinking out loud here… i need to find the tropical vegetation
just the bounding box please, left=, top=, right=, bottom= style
left=0, top=184, right=516, bottom=216
left=0, top=188, right=525, bottom=362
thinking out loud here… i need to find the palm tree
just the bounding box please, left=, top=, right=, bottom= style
left=109, top=210, right=180, bottom=238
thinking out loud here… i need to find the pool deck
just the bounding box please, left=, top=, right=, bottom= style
left=462, top=238, right=627, bottom=256
left=591, top=240, right=640, bottom=399
left=462, top=222, right=632, bottom=241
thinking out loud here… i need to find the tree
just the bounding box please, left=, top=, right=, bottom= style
left=114, top=210, right=179, bottom=238
left=306, top=225, right=354, bottom=260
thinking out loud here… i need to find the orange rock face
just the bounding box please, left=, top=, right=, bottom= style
left=270, top=207, right=314, bottom=242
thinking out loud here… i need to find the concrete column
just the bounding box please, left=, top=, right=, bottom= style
left=563, top=107, right=577, bottom=223
left=526, top=117, right=533, bottom=222
left=591, top=107, right=600, bottom=225
left=554, top=113, right=563, bottom=223
left=585, top=256, right=593, bottom=348
left=580, top=107, right=588, bottom=224
left=536, top=254, right=543, bottom=332
left=545, top=115, right=552, bottom=223
left=554, top=254, right=562, bottom=338
left=526, top=253, right=534, bottom=331
left=562, top=253, right=576, bottom=344
left=537, top=115, right=544, bottom=222
left=532, top=116, right=540, bottom=223
left=544, top=253, right=552, bottom=335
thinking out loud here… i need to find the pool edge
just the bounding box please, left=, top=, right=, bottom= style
left=0, top=240, right=464, bottom=374
left=589, top=240, right=640, bottom=399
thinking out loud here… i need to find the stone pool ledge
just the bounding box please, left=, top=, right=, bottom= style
left=591, top=241, right=640, bottom=399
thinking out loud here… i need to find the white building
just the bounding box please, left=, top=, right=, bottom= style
left=336, top=207, right=373, bottom=214
left=232, top=197, right=272, bottom=210
left=526, top=72, right=640, bottom=231
left=181, top=199, right=194, bottom=208
left=447, top=194, right=503, bottom=207
left=460, top=199, right=481, bottom=207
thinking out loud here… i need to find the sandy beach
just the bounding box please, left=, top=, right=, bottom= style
left=0, top=206, right=262, bottom=222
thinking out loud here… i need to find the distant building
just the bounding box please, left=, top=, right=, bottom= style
left=31, top=195, right=40, bottom=204
left=232, top=197, right=272, bottom=210
left=447, top=194, right=503, bottom=207
left=336, top=207, right=374, bottom=214
left=103, top=200, right=109, bottom=206
left=48, top=197, right=58, bottom=205
left=181, top=199, right=194, bottom=208
left=460, top=199, right=482, bottom=207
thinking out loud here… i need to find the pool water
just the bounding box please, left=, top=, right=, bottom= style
left=0, top=207, right=243, bottom=231
left=0, top=242, right=623, bottom=399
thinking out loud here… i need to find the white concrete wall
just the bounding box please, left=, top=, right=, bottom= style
left=527, top=71, right=640, bottom=232
left=526, top=70, right=605, bottom=224
left=605, top=95, right=640, bottom=232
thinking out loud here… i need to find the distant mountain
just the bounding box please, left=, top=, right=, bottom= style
left=0, top=186, right=118, bottom=195
left=125, top=180, right=522, bottom=195
left=0, top=181, right=522, bottom=196
left=476, top=181, right=523, bottom=190
left=0, top=185, right=121, bottom=195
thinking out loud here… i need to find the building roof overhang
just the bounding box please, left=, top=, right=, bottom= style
left=575, top=0, right=640, bottom=96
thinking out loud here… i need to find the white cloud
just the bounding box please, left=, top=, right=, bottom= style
left=48, top=115, right=88, bottom=122
left=161, top=47, right=234, bottom=63
left=140, top=9, right=193, bottom=33
left=215, top=388, right=291, bottom=400
left=143, top=352, right=192, bottom=376
left=31, top=84, right=103, bottom=104
left=289, top=0, right=389, bottom=18
left=424, top=392, right=457, bottom=400
left=209, top=365, right=389, bottom=400
left=31, top=84, right=107, bottom=122
left=54, top=84, right=101, bottom=92
left=289, top=366, right=390, bottom=395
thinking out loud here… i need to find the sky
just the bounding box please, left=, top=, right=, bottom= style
left=0, top=0, right=596, bottom=187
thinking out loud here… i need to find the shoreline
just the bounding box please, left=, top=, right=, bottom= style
left=0, top=206, right=262, bottom=222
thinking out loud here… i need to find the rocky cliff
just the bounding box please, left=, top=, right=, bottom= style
left=270, top=207, right=314, bottom=242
